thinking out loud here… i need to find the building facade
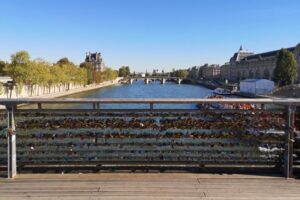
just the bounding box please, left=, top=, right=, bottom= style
left=188, top=64, right=220, bottom=80
left=187, top=66, right=201, bottom=80
left=221, top=44, right=300, bottom=83
left=201, top=64, right=221, bottom=80
left=85, top=52, right=106, bottom=71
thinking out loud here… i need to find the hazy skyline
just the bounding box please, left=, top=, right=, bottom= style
left=1, top=0, right=300, bottom=72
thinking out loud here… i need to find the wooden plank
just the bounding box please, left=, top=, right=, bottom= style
left=0, top=173, right=299, bottom=200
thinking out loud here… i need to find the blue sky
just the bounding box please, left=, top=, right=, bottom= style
left=0, top=0, right=299, bottom=72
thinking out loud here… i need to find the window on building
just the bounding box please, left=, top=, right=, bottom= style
left=249, top=70, right=254, bottom=78
left=255, top=69, right=260, bottom=78
left=263, top=69, right=270, bottom=79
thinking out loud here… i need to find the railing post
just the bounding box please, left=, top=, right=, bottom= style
left=284, top=105, right=295, bottom=178
left=6, top=105, right=17, bottom=179
left=150, top=103, right=154, bottom=110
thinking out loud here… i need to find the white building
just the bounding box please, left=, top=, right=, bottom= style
left=85, top=52, right=106, bottom=72
left=140, top=73, right=146, bottom=78
left=240, top=79, right=274, bottom=95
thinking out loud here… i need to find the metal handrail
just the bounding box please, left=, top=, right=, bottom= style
left=0, top=97, right=300, bottom=105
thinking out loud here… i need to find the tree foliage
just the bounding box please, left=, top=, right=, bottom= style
left=56, top=57, right=73, bottom=66
left=2, top=50, right=117, bottom=91
left=80, top=62, right=94, bottom=84
left=118, top=66, right=130, bottom=77
left=273, top=49, right=298, bottom=86
left=6, top=51, right=32, bottom=83
left=93, top=68, right=118, bottom=83
left=0, top=60, right=7, bottom=76
left=171, top=69, right=188, bottom=78
left=102, top=68, right=118, bottom=81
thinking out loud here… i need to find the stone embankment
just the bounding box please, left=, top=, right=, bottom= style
left=0, top=77, right=122, bottom=109
left=28, top=78, right=122, bottom=99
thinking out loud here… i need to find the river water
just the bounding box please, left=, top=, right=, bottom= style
left=42, top=80, right=213, bottom=109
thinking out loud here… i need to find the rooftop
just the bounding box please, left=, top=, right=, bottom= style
left=241, top=79, right=274, bottom=83
left=243, top=46, right=296, bottom=61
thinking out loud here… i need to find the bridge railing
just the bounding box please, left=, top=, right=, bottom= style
left=1, top=97, right=300, bottom=109
left=0, top=98, right=299, bottom=178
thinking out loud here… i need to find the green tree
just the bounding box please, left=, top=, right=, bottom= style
left=118, top=66, right=130, bottom=77
left=103, top=68, right=118, bottom=81
left=178, top=69, right=188, bottom=78
left=34, top=59, right=51, bottom=86
left=60, top=63, right=88, bottom=88
left=56, top=57, right=73, bottom=66
left=80, top=62, right=94, bottom=84
left=3, top=50, right=118, bottom=93
left=74, top=68, right=88, bottom=85
left=171, top=69, right=188, bottom=78
left=6, top=51, right=31, bottom=83
left=49, top=65, right=63, bottom=86
left=27, top=59, right=51, bottom=95
left=273, top=49, right=298, bottom=86
left=94, top=71, right=102, bottom=83
left=125, top=66, right=130, bottom=76
left=171, top=68, right=176, bottom=76
left=0, top=60, right=7, bottom=76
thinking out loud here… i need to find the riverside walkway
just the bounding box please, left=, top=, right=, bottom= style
left=1, top=173, right=300, bottom=200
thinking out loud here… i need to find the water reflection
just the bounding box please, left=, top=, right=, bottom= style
left=23, top=80, right=212, bottom=109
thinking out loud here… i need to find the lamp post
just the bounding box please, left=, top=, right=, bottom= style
left=3, top=80, right=16, bottom=99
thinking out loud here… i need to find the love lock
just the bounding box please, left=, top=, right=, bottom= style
left=7, top=128, right=15, bottom=136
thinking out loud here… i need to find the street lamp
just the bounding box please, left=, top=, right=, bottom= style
left=3, top=80, right=16, bottom=99
left=225, top=79, right=228, bottom=91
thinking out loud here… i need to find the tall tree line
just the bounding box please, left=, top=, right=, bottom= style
left=0, top=50, right=118, bottom=95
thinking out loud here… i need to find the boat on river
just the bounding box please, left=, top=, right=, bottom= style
left=213, top=88, right=232, bottom=95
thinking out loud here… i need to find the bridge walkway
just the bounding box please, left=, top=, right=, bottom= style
left=0, top=173, right=299, bottom=200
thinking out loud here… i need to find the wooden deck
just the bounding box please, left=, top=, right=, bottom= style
left=0, top=173, right=299, bottom=200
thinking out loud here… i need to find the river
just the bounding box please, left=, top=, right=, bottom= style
left=38, top=80, right=213, bottom=109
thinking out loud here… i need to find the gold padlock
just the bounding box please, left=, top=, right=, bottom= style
left=7, top=128, right=14, bottom=136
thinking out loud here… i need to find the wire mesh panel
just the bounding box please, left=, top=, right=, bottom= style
left=295, top=109, right=300, bottom=170
left=5, top=109, right=287, bottom=168
left=0, top=112, right=7, bottom=166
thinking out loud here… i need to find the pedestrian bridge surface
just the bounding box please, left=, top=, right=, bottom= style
left=0, top=173, right=299, bottom=200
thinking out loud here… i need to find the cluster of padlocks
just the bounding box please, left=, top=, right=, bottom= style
left=0, top=110, right=291, bottom=167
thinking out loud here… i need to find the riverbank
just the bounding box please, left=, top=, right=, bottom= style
left=270, top=84, right=300, bottom=98
left=0, top=78, right=122, bottom=109
left=30, top=77, right=122, bottom=99
left=186, top=78, right=277, bottom=98
left=187, top=79, right=220, bottom=90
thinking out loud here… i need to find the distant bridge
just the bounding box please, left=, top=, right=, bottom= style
left=126, top=76, right=183, bottom=84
